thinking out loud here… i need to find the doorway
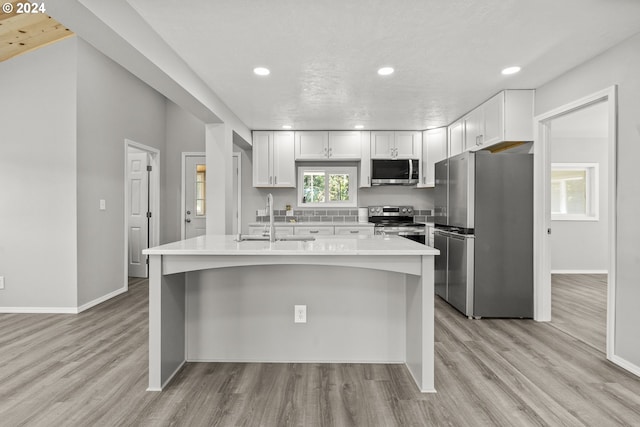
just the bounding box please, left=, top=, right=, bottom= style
left=182, top=153, right=207, bottom=239
left=533, top=87, right=617, bottom=360
left=546, top=101, right=609, bottom=353
left=124, top=140, right=160, bottom=284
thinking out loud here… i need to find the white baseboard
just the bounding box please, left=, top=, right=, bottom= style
left=0, top=306, right=79, bottom=314
left=77, top=286, right=128, bottom=313
left=610, top=355, right=640, bottom=378
left=0, top=286, right=128, bottom=314
left=551, top=270, right=608, bottom=274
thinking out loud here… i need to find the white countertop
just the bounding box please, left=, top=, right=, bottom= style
left=249, top=222, right=373, bottom=227
left=143, top=234, right=439, bottom=256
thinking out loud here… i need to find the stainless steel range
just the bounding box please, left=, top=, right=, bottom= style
left=368, top=206, right=426, bottom=244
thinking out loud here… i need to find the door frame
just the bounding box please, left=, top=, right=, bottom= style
left=181, top=152, right=205, bottom=240
left=124, top=139, right=160, bottom=287
left=533, top=86, right=617, bottom=361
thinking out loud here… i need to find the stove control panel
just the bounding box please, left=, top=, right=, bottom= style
left=368, top=206, right=414, bottom=217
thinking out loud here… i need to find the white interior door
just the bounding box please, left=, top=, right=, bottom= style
left=185, top=155, right=207, bottom=238
left=127, top=150, right=149, bottom=278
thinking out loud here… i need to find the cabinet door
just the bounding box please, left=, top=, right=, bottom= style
left=482, top=92, right=504, bottom=147
left=359, top=132, right=371, bottom=188
left=294, top=226, right=334, bottom=235
left=335, top=226, right=374, bottom=235
left=272, top=131, right=295, bottom=187
left=421, top=127, right=447, bottom=187
left=371, top=131, right=394, bottom=158
left=295, top=131, right=329, bottom=160
left=463, top=107, right=483, bottom=151
left=394, top=131, right=421, bottom=158
left=252, top=131, right=273, bottom=187
left=448, top=120, right=464, bottom=157
left=328, top=131, right=361, bottom=159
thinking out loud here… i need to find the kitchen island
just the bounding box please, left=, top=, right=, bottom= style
left=143, top=234, right=439, bottom=393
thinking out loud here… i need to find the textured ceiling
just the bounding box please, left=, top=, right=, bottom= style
left=126, top=0, right=640, bottom=130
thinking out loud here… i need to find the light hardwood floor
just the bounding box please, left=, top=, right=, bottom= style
left=1, top=277, right=639, bottom=426
left=550, top=274, right=607, bottom=353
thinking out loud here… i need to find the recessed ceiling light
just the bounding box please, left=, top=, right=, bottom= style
left=253, top=67, right=270, bottom=76
left=354, top=125, right=364, bottom=129
left=282, top=125, right=292, bottom=130
left=377, top=67, right=394, bottom=76
left=501, top=66, right=521, bottom=75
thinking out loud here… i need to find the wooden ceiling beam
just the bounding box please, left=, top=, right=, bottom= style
left=0, top=4, right=73, bottom=62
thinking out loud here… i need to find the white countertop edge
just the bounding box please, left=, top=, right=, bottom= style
left=143, top=235, right=439, bottom=256
left=248, top=222, right=374, bottom=227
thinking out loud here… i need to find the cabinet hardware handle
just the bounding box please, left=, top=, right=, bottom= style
left=478, top=134, right=483, bottom=145
left=350, top=230, right=359, bottom=234
left=274, top=176, right=278, bottom=184
left=269, top=176, right=273, bottom=184
left=310, top=230, right=319, bottom=234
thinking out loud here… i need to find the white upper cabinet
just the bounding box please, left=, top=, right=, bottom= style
left=295, top=131, right=361, bottom=160
left=252, top=131, right=295, bottom=188
left=463, top=90, right=534, bottom=151
left=448, top=119, right=464, bottom=157
left=327, top=131, right=362, bottom=159
left=359, top=131, right=372, bottom=188
left=294, top=131, right=328, bottom=160
left=463, top=107, right=483, bottom=151
left=419, top=127, right=447, bottom=188
left=371, top=131, right=421, bottom=159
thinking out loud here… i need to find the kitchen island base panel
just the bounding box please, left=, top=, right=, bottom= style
left=186, top=266, right=406, bottom=363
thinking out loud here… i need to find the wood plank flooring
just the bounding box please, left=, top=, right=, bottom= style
left=550, top=274, right=607, bottom=353
left=1, top=277, right=639, bottom=426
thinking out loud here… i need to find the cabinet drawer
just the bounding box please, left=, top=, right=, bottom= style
left=294, top=226, right=334, bottom=235
left=334, top=226, right=374, bottom=235
left=247, top=225, right=294, bottom=236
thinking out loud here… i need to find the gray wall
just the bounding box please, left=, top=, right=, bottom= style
left=164, top=101, right=206, bottom=243
left=0, top=37, right=79, bottom=309
left=535, top=32, right=640, bottom=369
left=550, top=136, right=608, bottom=272
left=76, top=38, right=168, bottom=306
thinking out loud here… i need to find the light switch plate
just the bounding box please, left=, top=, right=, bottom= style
left=0, top=276, right=5, bottom=290
left=294, top=305, right=306, bottom=323
left=99, top=199, right=106, bottom=210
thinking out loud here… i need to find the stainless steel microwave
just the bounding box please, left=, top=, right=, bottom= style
left=371, top=159, right=419, bottom=185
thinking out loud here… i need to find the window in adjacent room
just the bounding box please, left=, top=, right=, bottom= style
left=297, top=166, right=357, bottom=207
left=551, top=163, right=598, bottom=221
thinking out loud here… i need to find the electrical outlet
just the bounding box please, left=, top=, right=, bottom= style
left=294, top=305, right=306, bottom=323
left=0, top=276, right=4, bottom=290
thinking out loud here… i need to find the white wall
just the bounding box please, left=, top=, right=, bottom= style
left=0, top=38, right=79, bottom=310
left=76, top=38, right=167, bottom=306
left=535, top=32, right=640, bottom=370
left=550, top=133, right=608, bottom=272
left=164, top=100, right=206, bottom=243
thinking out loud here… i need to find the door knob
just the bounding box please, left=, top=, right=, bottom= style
left=186, top=218, right=191, bottom=223
left=186, top=210, right=191, bottom=215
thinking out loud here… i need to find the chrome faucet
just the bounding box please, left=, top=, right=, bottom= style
left=266, top=193, right=275, bottom=242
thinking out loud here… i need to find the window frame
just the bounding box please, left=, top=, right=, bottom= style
left=550, top=162, right=599, bottom=221
left=297, top=166, right=358, bottom=208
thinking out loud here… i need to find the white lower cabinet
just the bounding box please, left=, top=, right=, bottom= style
left=247, top=225, right=294, bottom=237
left=294, top=226, right=335, bottom=236
left=334, top=226, right=374, bottom=235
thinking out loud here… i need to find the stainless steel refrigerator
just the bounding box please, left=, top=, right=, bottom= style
left=434, top=150, right=533, bottom=318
